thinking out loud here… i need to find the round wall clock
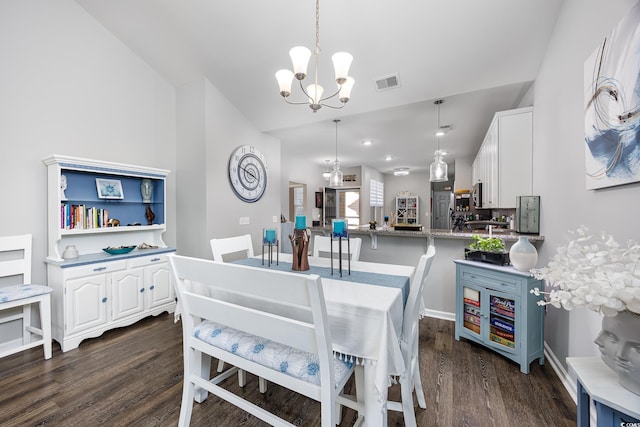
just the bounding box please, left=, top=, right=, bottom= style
left=228, top=145, right=268, bottom=203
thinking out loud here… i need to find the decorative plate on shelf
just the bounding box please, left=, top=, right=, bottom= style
left=103, top=245, right=136, bottom=255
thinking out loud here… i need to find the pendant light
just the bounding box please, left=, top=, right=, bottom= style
left=429, top=99, right=448, bottom=182
left=329, top=119, right=343, bottom=187
left=322, top=159, right=331, bottom=181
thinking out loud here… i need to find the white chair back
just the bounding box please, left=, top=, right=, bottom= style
left=169, top=254, right=362, bottom=426
left=312, top=235, right=362, bottom=261
left=0, top=234, right=53, bottom=360
left=210, top=234, right=254, bottom=262
left=387, top=244, right=436, bottom=426
left=403, top=245, right=436, bottom=345
left=0, top=234, right=32, bottom=284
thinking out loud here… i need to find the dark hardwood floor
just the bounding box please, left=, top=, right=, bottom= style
left=0, top=314, right=576, bottom=426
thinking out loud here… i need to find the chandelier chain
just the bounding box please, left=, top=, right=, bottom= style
left=315, top=0, right=320, bottom=55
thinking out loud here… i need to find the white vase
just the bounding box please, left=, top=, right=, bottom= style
left=509, top=236, right=538, bottom=271
left=595, top=310, right=640, bottom=396
left=62, top=245, right=79, bottom=259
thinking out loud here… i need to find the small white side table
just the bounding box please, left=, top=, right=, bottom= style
left=567, top=357, right=640, bottom=426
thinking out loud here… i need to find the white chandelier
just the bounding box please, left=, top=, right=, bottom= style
left=275, top=0, right=355, bottom=112
left=329, top=119, right=343, bottom=186
left=429, top=99, right=448, bottom=182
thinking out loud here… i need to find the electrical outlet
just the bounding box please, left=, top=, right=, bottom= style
left=239, top=216, right=250, bottom=225
left=272, top=216, right=278, bottom=223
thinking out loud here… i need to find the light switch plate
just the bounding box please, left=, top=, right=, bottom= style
left=272, top=216, right=278, bottom=223
left=239, top=216, right=250, bottom=225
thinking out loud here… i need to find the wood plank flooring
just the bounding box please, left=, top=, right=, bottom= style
left=0, top=313, right=576, bottom=426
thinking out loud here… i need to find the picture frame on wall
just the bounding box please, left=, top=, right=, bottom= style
left=315, top=191, right=323, bottom=208
left=584, top=2, right=640, bottom=190
left=96, top=178, right=124, bottom=199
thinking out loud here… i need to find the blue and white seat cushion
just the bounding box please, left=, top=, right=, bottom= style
left=194, top=321, right=353, bottom=386
left=0, top=284, right=52, bottom=303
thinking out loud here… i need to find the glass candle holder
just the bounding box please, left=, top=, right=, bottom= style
left=295, top=215, right=306, bottom=230
left=333, top=219, right=346, bottom=237
left=265, top=229, right=277, bottom=244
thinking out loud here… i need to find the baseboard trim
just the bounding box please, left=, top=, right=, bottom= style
left=421, top=308, right=455, bottom=322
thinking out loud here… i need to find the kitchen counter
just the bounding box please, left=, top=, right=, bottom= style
left=308, top=226, right=544, bottom=320
left=310, top=226, right=544, bottom=246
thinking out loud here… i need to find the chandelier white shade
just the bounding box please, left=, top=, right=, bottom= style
left=429, top=99, right=448, bottom=182
left=329, top=119, right=343, bottom=186
left=275, top=0, right=355, bottom=112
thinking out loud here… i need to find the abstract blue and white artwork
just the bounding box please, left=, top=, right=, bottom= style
left=584, top=2, right=640, bottom=190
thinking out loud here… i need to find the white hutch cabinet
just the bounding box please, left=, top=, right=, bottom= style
left=43, top=155, right=175, bottom=352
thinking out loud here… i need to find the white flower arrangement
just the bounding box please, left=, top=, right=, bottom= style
left=530, top=226, right=640, bottom=317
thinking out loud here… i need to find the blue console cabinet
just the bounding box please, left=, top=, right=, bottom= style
left=454, top=259, right=545, bottom=373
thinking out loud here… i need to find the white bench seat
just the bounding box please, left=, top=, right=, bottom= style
left=195, top=321, right=354, bottom=386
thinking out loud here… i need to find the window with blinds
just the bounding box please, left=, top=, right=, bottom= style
left=370, top=179, right=384, bottom=207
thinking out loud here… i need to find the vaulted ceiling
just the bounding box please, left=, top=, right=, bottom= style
left=76, top=0, right=563, bottom=174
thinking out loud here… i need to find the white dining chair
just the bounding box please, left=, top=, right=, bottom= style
left=0, top=234, right=53, bottom=360
left=387, top=245, right=436, bottom=426
left=312, top=235, right=362, bottom=261
left=210, top=234, right=254, bottom=263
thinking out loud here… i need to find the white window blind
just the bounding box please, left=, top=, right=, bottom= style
left=369, top=179, right=384, bottom=207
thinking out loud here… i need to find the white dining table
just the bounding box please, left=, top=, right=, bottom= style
left=239, top=253, right=415, bottom=426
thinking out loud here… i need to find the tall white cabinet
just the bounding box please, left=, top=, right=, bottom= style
left=395, top=192, right=419, bottom=224
left=43, top=155, right=176, bottom=352
left=472, top=107, right=533, bottom=209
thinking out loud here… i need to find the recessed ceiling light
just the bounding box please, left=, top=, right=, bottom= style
left=362, top=140, right=372, bottom=146
left=393, top=168, right=410, bottom=176
left=384, top=155, right=393, bottom=161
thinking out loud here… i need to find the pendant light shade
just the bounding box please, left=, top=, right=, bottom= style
left=329, top=119, right=344, bottom=187
left=429, top=152, right=448, bottom=182
left=429, top=99, right=448, bottom=182
left=322, top=159, right=332, bottom=180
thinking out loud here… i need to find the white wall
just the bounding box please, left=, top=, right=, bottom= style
left=0, top=0, right=177, bottom=285
left=385, top=172, right=432, bottom=228
left=534, top=0, right=640, bottom=369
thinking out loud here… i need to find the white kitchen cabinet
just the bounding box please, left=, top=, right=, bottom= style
left=43, top=155, right=176, bottom=352
left=472, top=107, right=533, bottom=209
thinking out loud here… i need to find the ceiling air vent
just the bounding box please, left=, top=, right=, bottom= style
left=374, top=73, right=400, bottom=91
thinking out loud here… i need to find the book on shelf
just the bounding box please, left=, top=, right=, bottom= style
left=464, top=305, right=481, bottom=316
left=490, top=295, right=515, bottom=312
left=490, top=333, right=515, bottom=348
left=463, top=297, right=480, bottom=307
left=490, top=306, right=515, bottom=319
left=490, top=317, right=514, bottom=334
left=491, top=326, right=514, bottom=341
left=464, top=321, right=480, bottom=334
left=464, top=312, right=481, bottom=326
left=61, top=203, right=109, bottom=230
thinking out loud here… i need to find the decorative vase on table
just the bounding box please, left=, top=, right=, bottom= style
left=595, top=310, right=640, bottom=396
left=509, top=236, right=538, bottom=271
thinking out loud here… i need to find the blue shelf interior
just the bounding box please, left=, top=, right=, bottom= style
left=62, top=170, right=165, bottom=226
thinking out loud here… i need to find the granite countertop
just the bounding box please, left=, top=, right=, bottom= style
left=309, top=226, right=544, bottom=242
